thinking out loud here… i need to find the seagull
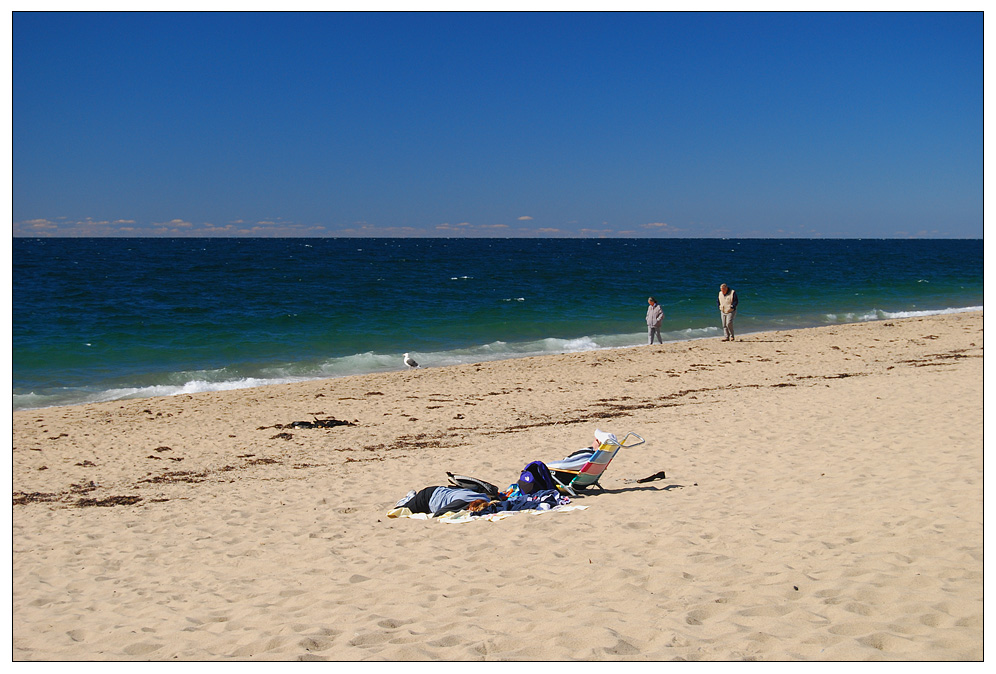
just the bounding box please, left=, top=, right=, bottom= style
left=403, top=353, right=420, bottom=369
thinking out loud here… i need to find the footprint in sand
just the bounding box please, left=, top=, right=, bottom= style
left=123, top=641, right=163, bottom=656
left=376, top=617, right=413, bottom=629
left=298, top=636, right=335, bottom=652
left=857, top=631, right=917, bottom=653
left=737, top=604, right=794, bottom=618
left=298, top=653, right=329, bottom=661
left=348, top=631, right=392, bottom=647
left=827, top=621, right=878, bottom=637
left=66, top=629, right=88, bottom=642
left=603, top=638, right=640, bottom=656
left=843, top=601, right=875, bottom=616
left=686, top=603, right=727, bottom=624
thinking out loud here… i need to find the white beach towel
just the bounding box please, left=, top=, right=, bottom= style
left=386, top=504, right=588, bottom=522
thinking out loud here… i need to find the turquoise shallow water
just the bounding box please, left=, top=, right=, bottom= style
left=13, top=237, right=983, bottom=410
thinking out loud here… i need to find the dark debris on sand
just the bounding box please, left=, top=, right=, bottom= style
left=76, top=495, right=143, bottom=508
left=257, top=417, right=357, bottom=431
left=13, top=491, right=60, bottom=506
left=139, top=471, right=208, bottom=484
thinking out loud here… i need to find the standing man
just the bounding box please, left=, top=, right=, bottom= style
left=646, top=297, right=664, bottom=345
left=717, top=283, right=738, bottom=341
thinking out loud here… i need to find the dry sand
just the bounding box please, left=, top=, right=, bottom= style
left=12, top=312, right=983, bottom=661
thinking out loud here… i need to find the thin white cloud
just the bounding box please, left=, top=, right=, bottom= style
left=10, top=217, right=335, bottom=237
left=153, top=219, right=194, bottom=229
left=334, top=223, right=425, bottom=237
left=640, top=221, right=686, bottom=235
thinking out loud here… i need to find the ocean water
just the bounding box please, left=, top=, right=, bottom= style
left=13, top=238, right=983, bottom=411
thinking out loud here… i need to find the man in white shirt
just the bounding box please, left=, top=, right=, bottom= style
left=717, top=283, right=738, bottom=341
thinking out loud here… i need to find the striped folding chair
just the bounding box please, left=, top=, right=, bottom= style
left=551, top=431, right=645, bottom=496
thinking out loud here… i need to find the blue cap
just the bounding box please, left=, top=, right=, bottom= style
left=518, top=471, right=536, bottom=493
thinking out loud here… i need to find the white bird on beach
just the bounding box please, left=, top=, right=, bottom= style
left=403, top=353, right=420, bottom=369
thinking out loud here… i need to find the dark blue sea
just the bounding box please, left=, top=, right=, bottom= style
left=13, top=238, right=983, bottom=411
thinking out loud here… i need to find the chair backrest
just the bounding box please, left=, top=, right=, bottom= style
left=568, top=442, right=620, bottom=488
left=562, top=432, right=645, bottom=491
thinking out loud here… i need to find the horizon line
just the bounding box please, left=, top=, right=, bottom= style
left=12, top=234, right=984, bottom=241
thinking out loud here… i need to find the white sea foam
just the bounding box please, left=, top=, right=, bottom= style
left=13, top=304, right=982, bottom=411
left=93, top=376, right=313, bottom=404
left=13, top=373, right=317, bottom=411
left=824, top=305, right=982, bottom=323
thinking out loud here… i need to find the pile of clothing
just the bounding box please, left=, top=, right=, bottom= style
left=393, top=478, right=568, bottom=518
left=391, top=430, right=619, bottom=520
left=392, top=460, right=570, bottom=519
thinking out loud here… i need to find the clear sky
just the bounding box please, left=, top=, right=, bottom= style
left=12, top=11, right=984, bottom=238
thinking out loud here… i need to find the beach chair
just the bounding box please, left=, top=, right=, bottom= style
left=550, top=431, right=645, bottom=496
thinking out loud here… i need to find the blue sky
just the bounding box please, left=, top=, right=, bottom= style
left=12, top=11, right=983, bottom=238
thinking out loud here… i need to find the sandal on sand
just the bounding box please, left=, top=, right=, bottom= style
left=636, top=470, right=667, bottom=483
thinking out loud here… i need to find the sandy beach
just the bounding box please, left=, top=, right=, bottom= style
left=12, top=311, right=983, bottom=661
